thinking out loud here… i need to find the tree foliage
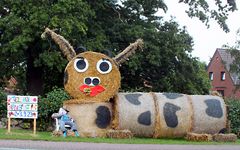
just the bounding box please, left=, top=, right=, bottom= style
left=0, top=0, right=94, bottom=94
left=225, top=29, right=240, bottom=83
left=83, top=0, right=211, bottom=94
left=179, top=0, right=237, bottom=32
left=38, top=87, right=70, bottom=130
left=226, top=98, right=240, bottom=135
left=2, top=0, right=234, bottom=95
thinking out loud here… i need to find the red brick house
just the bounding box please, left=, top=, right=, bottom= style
left=207, top=48, right=240, bottom=98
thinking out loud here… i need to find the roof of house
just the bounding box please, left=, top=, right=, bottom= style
left=216, top=48, right=240, bottom=85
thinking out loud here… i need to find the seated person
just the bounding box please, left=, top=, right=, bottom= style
left=52, top=106, right=79, bottom=137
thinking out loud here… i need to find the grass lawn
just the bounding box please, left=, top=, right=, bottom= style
left=0, top=128, right=239, bottom=145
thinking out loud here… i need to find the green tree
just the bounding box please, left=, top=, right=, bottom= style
left=1, top=0, right=234, bottom=95
left=0, top=0, right=93, bottom=95
left=82, top=0, right=211, bottom=94
left=179, top=0, right=237, bottom=32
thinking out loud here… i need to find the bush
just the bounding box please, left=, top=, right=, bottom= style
left=225, top=98, right=240, bottom=136
left=0, top=89, right=7, bottom=118
left=38, top=87, right=71, bottom=131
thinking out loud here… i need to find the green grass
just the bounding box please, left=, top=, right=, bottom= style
left=0, top=129, right=239, bottom=145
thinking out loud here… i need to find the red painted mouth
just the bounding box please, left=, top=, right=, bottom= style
left=79, top=84, right=105, bottom=97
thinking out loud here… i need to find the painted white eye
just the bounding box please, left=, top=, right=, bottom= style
left=96, top=58, right=112, bottom=74
left=74, top=57, right=89, bottom=72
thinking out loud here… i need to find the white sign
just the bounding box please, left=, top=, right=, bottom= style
left=7, top=95, right=38, bottom=119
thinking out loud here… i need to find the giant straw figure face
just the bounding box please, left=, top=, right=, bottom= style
left=42, top=28, right=143, bottom=103
left=64, top=51, right=121, bottom=103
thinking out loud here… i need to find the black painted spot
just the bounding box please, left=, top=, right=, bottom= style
left=95, top=106, right=111, bottom=129
left=219, top=128, right=227, bottom=134
left=205, top=99, right=223, bottom=118
left=138, top=111, right=151, bottom=126
left=163, top=93, right=183, bottom=99
left=125, top=94, right=142, bottom=105
left=163, top=103, right=181, bottom=128
left=64, top=71, right=68, bottom=85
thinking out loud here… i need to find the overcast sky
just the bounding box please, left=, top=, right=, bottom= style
left=157, top=0, right=240, bottom=64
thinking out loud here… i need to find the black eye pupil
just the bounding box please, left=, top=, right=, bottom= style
left=77, top=59, right=86, bottom=70
left=85, top=78, right=91, bottom=85
left=92, top=78, right=100, bottom=86
left=100, top=62, right=109, bottom=72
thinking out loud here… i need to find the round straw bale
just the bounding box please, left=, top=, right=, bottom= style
left=213, top=133, right=237, bottom=142
left=64, top=51, right=121, bottom=103
left=64, top=102, right=112, bottom=137
left=154, top=93, right=192, bottom=138
left=190, top=95, right=227, bottom=134
left=115, top=92, right=156, bottom=137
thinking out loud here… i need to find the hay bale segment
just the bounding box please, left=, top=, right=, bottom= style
left=213, top=134, right=237, bottom=142
left=154, top=93, right=193, bottom=138
left=114, top=93, right=228, bottom=138
left=116, top=92, right=156, bottom=137
left=185, top=132, right=212, bottom=142
left=190, top=95, right=227, bottom=134
left=106, top=129, right=133, bottom=139
left=64, top=102, right=112, bottom=137
left=52, top=130, right=76, bottom=137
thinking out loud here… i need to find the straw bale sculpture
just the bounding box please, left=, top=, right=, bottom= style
left=42, top=28, right=228, bottom=138
left=113, top=93, right=227, bottom=138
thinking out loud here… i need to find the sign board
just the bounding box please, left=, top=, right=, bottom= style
left=7, top=95, right=38, bottom=119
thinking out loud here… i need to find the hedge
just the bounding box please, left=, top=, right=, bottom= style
left=226, top=98, right=240, bottom=136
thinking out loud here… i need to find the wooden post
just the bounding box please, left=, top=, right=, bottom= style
left=33, top=118, right=36, bottom=135
left=8, top=118, right=11, bottom=133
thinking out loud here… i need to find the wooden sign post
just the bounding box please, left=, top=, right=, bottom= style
left=7, top=95, right=38, bottom=135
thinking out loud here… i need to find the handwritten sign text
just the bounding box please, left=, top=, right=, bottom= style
left=7, top=95, right=38, bottom=119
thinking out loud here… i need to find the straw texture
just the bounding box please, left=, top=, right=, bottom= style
left=190, top=95, right=227, bottom=134
left=113, top=93, right=227, bottom=138
left=213, top=134, right=237, bottom=142
left=106, top=129, right=133, bottom=139
left=155, top=93, right=192, bottom=138
left=116, top=92, right=155, bottom=137
left=64, top=51, right=121, bottom=103
left=64, top=102, right=112, bottom=137
left=152, top=92, right=161, bottom=138
left=52, top=130, right=75, bottom=137
left=185, top=132, right=212, bottom=142
left=113, top=39, right=143, bottom=65
left=111, top=95, right=120, bottom=129
left=41, top=28, right=76, bottom=61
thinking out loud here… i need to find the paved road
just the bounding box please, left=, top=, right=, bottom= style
left=0, top=140, right=239, bottom=150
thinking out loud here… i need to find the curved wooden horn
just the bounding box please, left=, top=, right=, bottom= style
left=41, top=28, right=76, bottom=61
left=113, top=39, right=143, bottom=65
